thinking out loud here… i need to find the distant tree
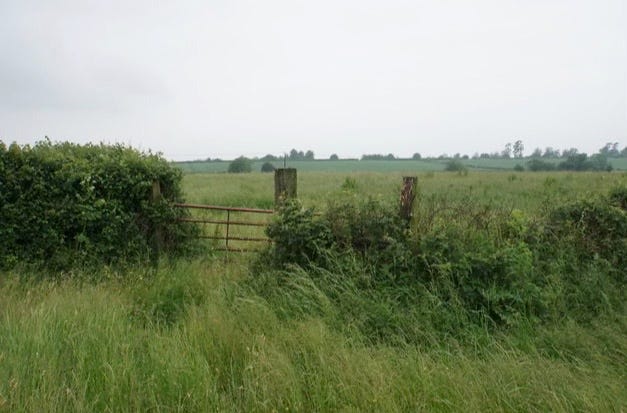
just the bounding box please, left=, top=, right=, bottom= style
left=542, top=147, right=560, bottom=158
left=329, top=154, right=339, bottom=160
left=289, top=149, right=299, bottom=160
left=305, top=150, right=314, bottom=160
left=531, top=148, right=542, bottom=158
left=599, top=142, right=620, bottom=157
left=445, top=159, right=467, bottom=172
left=526, top=159, right=556, bottom=171
left=513, top=140, right=524, bottom=158
left=557, top=154, right=611, bottom=171
left=501, top=143, right=512, bottom=159
left=260, top=162, right=275, bottom=173
left=361, top=154, right=396, bottom=160
left=228, top=156, right=252, bottom=173
left=261, top=154, right=278, bottom=161
left=412, top=153, right=421, bottom=160
left=479, top=153, right=491, bottom=159
left=561, top=148, right=578, bottom=158
left=622, top=146, right=627, bottom=157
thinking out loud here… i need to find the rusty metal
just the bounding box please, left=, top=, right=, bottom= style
left=198, top=235, right=272, bottom=242
left=175, top=202, right=274, bottom=252
left=177, top=217, right=268, bottom=227
left=174, top=203, right=274, bottom=214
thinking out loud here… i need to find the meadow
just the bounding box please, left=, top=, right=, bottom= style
left=1, top=169, right=626, bottom=412
left=175, top=157, right=627, bottom=174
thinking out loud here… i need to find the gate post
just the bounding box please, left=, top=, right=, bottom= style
left=399, top=176, right=417, bottom=225
left=151, top=179, right=164, bottom=258
left=274, top=168, right=297, bottom=206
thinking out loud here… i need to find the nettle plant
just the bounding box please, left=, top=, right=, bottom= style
left=0, top=140, right=197, bottom=270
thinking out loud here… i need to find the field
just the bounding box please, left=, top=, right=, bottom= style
left=175, top=157, right=627, bottom=174
left=1, top=170, right=626, bottom=412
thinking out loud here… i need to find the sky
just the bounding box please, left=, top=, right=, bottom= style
left=1, top=0, right=626, bottom=161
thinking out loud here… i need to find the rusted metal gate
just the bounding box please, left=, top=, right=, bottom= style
left=174, top=203, right=274, bottom=252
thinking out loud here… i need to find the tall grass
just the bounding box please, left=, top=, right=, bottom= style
left=1, top=258, right=625, bottom=412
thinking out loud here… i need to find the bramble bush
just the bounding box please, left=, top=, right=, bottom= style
left=259, top=188, right=626, bottom=342
left=0, top=140, right=197, bottom=271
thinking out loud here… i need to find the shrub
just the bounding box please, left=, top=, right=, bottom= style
left=444, top=159, right=467, bottom=173
left=260, top=161, right=275, bottom=173
left=265, top=200, right=333, bottom=267
left=228, top=156, right=252, bottom=173
left=526, top=158, right=556, bottom=171
left=0, top=140, right=196, bottom=270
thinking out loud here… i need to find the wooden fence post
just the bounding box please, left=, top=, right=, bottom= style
left=274, top=168, right=297, bottom=206
left=399, top=176, right=417, bottom=224
left=151, top=179, right=164, bottom=257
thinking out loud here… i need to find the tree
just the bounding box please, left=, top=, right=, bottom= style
left=260, top=162, right=275, bottom=172
left=561, top=148, right=578, bottom=158
left=531, top=147, right=542, bottom=158
left=228, top=156, right=252, bottom=173
left=412, top=153, right=421, bottom=160
left=305, top=150, right=314, bottom=160
left=599, top=142, right=620, bottom=157
left=542, top=147, right=560, bottom=158
left=513, top=140, right=524, bottom=158
left=329, top=154, right=339, bottom=160
left=501, top=143, right=512, bottom=159
left=622, top=146, right=627, bottom=157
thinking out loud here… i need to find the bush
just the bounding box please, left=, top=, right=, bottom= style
left=526, top=158, right=556, bottom=171
left=260, top=161, right=275, bottom=173
left=0, top=140, right=196, bottom=270
left=444, top=159, right=467, bottom=173
left=228, top=156, right=252, bottom=173
left=265, top=200, right=333, bottom=267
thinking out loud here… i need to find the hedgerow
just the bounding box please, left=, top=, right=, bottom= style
left=0, top=140, right=197, bottom=270
left=258, top=188, right=626, bottom=342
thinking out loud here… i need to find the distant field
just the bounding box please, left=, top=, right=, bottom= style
left=175, top=157, right=627, bottom=173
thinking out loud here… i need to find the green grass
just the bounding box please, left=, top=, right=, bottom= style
left=182, top=170, right=627, bottom=211
left=1, top=260, right=625, bottom=412
left=1, top=170, right=626, bottom=411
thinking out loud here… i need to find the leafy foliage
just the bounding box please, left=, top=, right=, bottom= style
left=261, top=188, right=626, bottom=340
left=260, top=161, right=275, bottom=172
left=0, top=140, right=196, bottom=270
left=227, top=156, right=253, bottom=173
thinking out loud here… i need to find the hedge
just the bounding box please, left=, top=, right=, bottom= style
left=0, top=140, right=196, bottom=270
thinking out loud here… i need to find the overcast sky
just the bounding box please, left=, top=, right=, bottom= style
left=1, top=0, right=626, bottom=160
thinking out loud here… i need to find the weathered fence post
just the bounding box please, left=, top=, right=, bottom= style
left=274, top=168, right=297, bottom=206
left=399, top=176, right=417, bottom=225
left=151, top=179, right=164, bottom=257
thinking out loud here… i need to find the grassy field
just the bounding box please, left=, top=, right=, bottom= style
left=1, top=170, right=626, bottom=412
left=175, top=157, right=627, bottom=173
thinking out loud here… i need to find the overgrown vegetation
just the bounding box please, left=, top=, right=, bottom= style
left=258, top=187, right=626, bottom=342
left=1, top=169, right=625, bottom=411
left=0, top=140, right=196, bottom=270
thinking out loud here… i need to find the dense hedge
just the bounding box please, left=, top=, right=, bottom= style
left=0, top=140, right=195, bottom=270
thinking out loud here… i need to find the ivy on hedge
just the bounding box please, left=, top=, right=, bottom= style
left=0, top=140, right=195, bottom=270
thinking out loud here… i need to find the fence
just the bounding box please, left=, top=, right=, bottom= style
left=167, top=171, right=417, bottom=253
left=174, top=203, right=274, bottom=252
